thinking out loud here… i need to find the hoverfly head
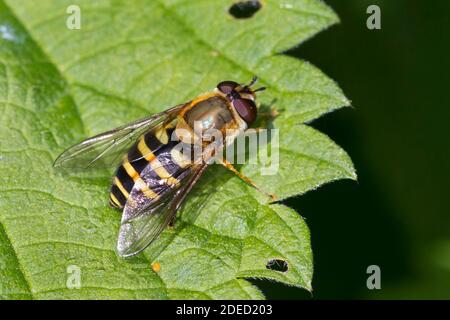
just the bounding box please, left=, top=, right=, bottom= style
left=217, top=77, right=265, bottom=126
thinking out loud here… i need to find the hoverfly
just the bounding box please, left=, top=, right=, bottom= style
left=54, top=77, right=274, bottom=257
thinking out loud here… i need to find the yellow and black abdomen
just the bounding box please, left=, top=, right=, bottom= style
left=109, top=126, right=186, bottom=209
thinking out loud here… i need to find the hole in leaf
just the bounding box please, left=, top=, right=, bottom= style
left=266, top=259, right=288, bottom=272
left=229, top=1, right=262, bottom=19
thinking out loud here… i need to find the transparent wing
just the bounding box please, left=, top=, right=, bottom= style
left=117, top=163, right=208, bottom=257
left=53, top=104, right=185, bottom=169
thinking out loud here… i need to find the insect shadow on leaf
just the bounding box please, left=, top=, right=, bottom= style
left=229, top=0, right=262, bottom=19
left=222, top=98, right=278, bottom=183
left=266, top=259, right=289, bottom=272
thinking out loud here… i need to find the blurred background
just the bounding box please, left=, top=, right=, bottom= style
left=255, top=0, right=450, bottom=299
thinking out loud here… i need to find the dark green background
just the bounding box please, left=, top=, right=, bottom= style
left=254, top=0, right=450, bottom=299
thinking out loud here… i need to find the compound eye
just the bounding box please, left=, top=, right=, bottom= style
left=217, top=81, right=239, bottom=95
left=233, top=98, right=257, bottom=125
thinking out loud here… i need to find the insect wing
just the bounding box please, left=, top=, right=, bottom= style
left=53, top=104, right=185, bottom=169
left=117, top=163, right=208, bottom=257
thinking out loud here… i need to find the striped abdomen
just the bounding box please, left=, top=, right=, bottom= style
left=109, top=126, right=189, bottom=209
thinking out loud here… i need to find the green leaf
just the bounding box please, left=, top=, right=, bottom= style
left=0, top=0, right=355, bottom=299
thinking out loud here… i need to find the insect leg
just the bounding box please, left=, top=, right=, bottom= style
left=218, top=158, right=278, bottom=202
left=257, top=109, right=279, bottom=119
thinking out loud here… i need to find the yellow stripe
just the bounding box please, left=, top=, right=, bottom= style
left=155, top=127, right=169, bottom=144
left=137, top=135, right=178, bottom=186
left=123, top=157, right=159, bottom=199
left=150, top=157, right=179, bottom=185
left=110, top=193, right=121, bottom=207
left=114, top=177, right=129, bottom=199
left=137, top=138, right=156, bottom=162
left=123, top=158, right=140, bottom=181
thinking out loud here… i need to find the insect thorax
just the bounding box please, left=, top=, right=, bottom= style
left=184, top=96, right=233, bottom=131
left=175, top=95, right=243, bottom=145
